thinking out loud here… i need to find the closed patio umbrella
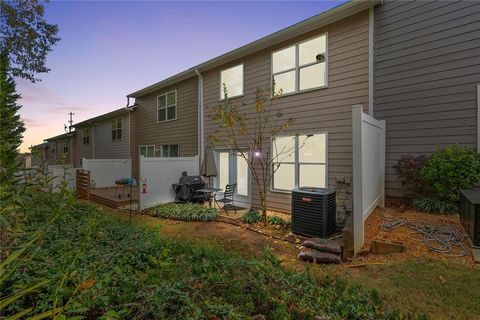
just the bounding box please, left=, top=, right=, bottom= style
left=200, top=145, right=217, bottom=187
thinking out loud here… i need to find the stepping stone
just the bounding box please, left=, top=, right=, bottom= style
left=370, top=239, right=405, bottom=254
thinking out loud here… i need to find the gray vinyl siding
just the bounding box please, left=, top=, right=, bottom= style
left=93, top=113, right=131, bottom=160
left=47, top=138, right=74, bottom=165
left=132, top=76, right=199, bottom=177
left=74, top=125, right=93, bottom=167
left=374, top=0, right=480, bottom=198
left=203, top=11, right=370, bottom=214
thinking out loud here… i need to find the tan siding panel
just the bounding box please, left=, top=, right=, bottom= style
left=374, top=0, right=480, bottom=199
left=203, top=11, right=370, bottom=214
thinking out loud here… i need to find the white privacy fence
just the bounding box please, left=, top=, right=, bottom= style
left=52, top=167, right=79, bottom=192
left=82, top=158, right=131, bottom=188
left=139, top=156, right=199, bottom=210
left=352, top=105, right=386, bottom=254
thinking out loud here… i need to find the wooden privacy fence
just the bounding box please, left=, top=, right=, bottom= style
left=76, top=169, right=90, bottom=200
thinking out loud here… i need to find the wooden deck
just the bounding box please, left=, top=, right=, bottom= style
left=89, top=186, right=139, bottom=208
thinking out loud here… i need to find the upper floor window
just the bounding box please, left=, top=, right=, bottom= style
left=112, top=118, right=123, bottom=141
left=157, top=90, right=177, bottom=122
left=139, top=145, right=155, bottom=157
left=272, top=34, right=327, bottom=96
left=161, top=144, right=179, bottom=157
left=83, top=128, right=90, bottom=145
left=272, top=133, right=327, bottom=192
left=63, top=142, right=69, bottom=154
left=220, top=64, right=243, bottom=99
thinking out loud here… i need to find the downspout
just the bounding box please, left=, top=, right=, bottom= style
left=195, top=68, right=204, bottom=164
left=88, top=121, right=95, bottom=159
left=368, top=6, right=375, bottom=117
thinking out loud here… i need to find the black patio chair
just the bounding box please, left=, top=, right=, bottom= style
left=215, top=183, right=237, bottom=214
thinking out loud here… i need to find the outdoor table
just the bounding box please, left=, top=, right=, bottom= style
left=197, top=187, right=223, bottom=208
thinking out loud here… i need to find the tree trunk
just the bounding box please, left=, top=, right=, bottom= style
left=260, top=191, right=267, bottom=225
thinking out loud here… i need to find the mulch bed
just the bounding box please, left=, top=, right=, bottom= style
left=353, top=206, right=475, bottom=266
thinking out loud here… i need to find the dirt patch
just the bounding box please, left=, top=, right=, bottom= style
left=354, top=206, right=474, bottom=266
left=96, top=204, right=301, bottom=266
left=94, top=201, right=474, bottom=268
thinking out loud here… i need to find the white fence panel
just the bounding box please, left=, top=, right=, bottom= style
left=139, top=156, right=199, bottom=210
left=52, top=167, right=79, bottom=192
left=82, top=158, right=131, bottom=188
left=47, top=164, right=72, bottom=174
left=352, top=105, right=386, bottom=254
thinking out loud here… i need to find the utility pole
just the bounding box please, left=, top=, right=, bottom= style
left=65, top=112, right=75, bottom=133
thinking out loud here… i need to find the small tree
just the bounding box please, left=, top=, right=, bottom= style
left=210, top=86, right=303, bottom=223
left=0, top=51, right=25, bottom=185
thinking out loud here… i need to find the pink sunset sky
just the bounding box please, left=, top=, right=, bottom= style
left=17, top=0, right=345, bottom=152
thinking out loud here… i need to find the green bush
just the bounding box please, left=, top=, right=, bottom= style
left=240, top=210, right=261, bottom=224
left=150, top=202, right=217, bottom=222
left=420, top=145, right=480, bottom=203
left=1, top=192, right=399, bottom=319
left=267, top=215, right=290, bottom=227
left=414, top=197, right=458, bottom=214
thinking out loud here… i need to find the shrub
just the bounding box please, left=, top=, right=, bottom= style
left=420, top=145, right=480, bottom=203
left=150, top=202, right=217, bottom=222
left=267, top=215, right=290, bottom=227
left=1, top=192, right=399, bottom=319
left=393, top=154, right=429, bottom=201
left=414, top=197, right=458, bottom=214
left=241, top=210, right=262, bottom=224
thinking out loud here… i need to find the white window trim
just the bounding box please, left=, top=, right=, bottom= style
left=160, top=144, right=180, bottom=157
left=139, top=145, right=155, bottom=158
left=219, top=63, right=244, bottom=100
left=271, top=32, right=329, bottom=98
left=270, top=131, right=328, bottom=193
left=157, top=90, right=177, bottom=123
left=112, top=118, right=123, bottom=141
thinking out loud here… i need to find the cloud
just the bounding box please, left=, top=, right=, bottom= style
left=22, top=117, right=43, bottom=128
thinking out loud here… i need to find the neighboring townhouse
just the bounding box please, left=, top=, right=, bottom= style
left=373, top=0, right=480, bottom=199
left=127, top=75, right=199, bottom=177
left=44, top=132, right=76, bottom=166
left=72, top=107, right=135, bottom=167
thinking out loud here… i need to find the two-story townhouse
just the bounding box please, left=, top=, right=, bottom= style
left=44, top=132, right=76, bottom=166
left=127, top=75, right=199, bottom=177
left=72, top=107, right=135, bottom=167
left=128, top=0, right=479, bottom=214
left=128, top=0, right=379, bottom=215
left=373, top=0, right=480, bottom=200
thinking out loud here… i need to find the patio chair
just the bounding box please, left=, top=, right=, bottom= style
left=215, top=183, right=237, bottom=214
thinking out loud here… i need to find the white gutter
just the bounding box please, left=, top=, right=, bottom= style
left=195, top=68, right=204, bottom=164
left=88, top=121, right=95, bottom=158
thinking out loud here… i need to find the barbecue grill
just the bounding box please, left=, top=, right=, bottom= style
left=172, top=171, right=206, bottom=202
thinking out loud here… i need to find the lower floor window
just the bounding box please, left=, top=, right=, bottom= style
left=139, top=145, right=155, bottom=157
left=272, top=132, right=327, bottom=191
left=161, top=144, right=179, bottom=157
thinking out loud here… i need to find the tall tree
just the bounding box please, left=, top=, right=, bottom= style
left=0, top=51, right=25, bottom=184
left=1, top=0, right=60, bottom=83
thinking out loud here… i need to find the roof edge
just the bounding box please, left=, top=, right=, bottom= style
left=127, top=0, right=379, bottom=99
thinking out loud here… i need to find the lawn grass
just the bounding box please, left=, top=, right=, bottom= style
left=327, top=259, right=480, bottom=320
left=109, top=207, right=480, bottom=319
left=2, top=192, right=396, bottom=319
